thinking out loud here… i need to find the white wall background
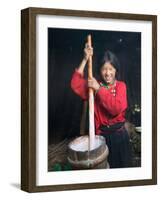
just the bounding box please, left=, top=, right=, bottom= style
left=0, top=0, right=160, bottom=199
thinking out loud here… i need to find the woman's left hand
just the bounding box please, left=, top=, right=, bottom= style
left=88, top=78, right=100, bottom=91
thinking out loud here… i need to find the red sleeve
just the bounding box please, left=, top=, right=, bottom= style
left=95, top=81, right=127, bottom=116
left=70, top=69, right=88, bottom=100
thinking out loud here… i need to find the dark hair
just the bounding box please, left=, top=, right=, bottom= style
left=97, top=50, right=121, bottom=80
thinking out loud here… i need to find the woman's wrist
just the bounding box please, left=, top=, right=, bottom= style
left=83, top=57, right=88, bottom=63
left=77, top=58, right=87, bottom=75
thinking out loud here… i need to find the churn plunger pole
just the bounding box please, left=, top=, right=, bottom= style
left=87, top=35, right=95, bottom=150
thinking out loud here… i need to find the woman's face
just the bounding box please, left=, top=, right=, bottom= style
left=100, top=62, right=116, bottom=84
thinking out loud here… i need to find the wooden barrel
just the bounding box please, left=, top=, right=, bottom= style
left=67, top=135, right=109, bottom=169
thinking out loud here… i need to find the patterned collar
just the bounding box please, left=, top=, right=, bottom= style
left=99, top=80, right=117, bottom=90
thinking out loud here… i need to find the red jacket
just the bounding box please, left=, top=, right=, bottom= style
left=71, top=69, right=127, bottom=134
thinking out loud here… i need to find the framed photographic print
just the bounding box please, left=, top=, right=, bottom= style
left=21, top=7, right=157, bottom=192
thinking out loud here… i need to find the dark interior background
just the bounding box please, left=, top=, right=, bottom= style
left=48, top=28, right=141, bottom=144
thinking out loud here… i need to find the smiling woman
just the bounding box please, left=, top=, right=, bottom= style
left=71, top=44, right=131, bottom=168
left=99, top=62, right=116, bottom=84
left=98, top=50, right=120, bottom=81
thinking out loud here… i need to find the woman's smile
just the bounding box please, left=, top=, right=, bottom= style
left=100, top=62, right=116, bottom=84
left=104, top=74, right=114, bottom=83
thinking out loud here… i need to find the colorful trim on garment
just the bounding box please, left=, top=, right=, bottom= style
left=95, top=81, right=117, bottom=96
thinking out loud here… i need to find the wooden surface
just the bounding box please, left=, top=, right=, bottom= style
left=87, top=35, right=95, bottom=150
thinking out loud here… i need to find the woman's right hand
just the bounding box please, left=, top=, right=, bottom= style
left=83, top=43, right=93, bottom=61
left=76, top=43, right=93, bottom=75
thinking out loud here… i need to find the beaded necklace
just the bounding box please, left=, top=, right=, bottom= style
left=100, top=80, right=117, bottom=97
